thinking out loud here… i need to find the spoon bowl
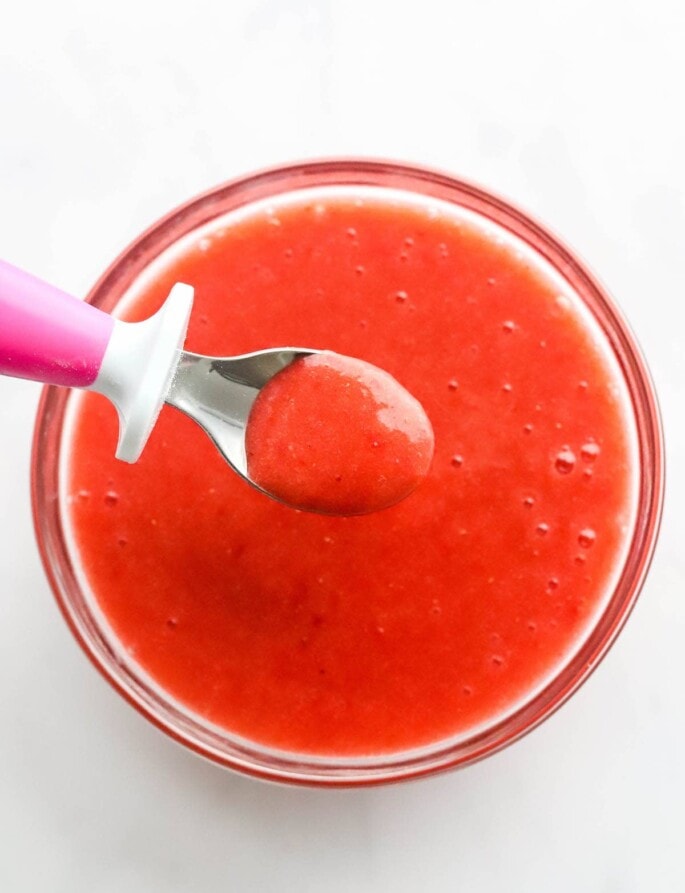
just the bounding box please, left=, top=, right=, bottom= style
left=166, top=347, right=318, bottom=500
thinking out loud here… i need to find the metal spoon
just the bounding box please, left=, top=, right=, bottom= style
left=166, top=347, right=317, bottom=499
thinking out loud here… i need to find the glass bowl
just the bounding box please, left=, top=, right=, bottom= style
left=32, top=159, right=664, bottom=786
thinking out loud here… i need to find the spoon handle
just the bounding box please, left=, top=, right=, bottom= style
left=0, top=259, right=113, bottom=387
left=0, top=257, right=194, bottom=462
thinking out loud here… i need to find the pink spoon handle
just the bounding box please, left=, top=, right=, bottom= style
left=0, top=259, right=113, bottom=388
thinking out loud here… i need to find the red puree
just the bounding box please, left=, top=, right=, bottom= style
left=246, top=351, right=435, bottom=514
left=65, top=190, right=636, bottom=755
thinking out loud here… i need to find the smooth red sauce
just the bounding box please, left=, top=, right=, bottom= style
left=65, top=189, right=636, bottom=755
left=246, top=351, right=435, bottom=514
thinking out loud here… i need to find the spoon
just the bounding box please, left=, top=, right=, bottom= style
left=0, top=259, right=315, bottom=503
left=1, top=259, right=435, bottom=514
left=167, top=346, right=318, bottom=493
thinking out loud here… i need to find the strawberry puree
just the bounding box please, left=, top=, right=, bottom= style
left=65, top=189, right=636, bottom=756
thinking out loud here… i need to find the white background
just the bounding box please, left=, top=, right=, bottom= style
left=0, top=2, right=682, bottom=890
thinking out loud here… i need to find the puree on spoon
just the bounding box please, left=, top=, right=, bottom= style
left=245, top=350, right=435, bottom=515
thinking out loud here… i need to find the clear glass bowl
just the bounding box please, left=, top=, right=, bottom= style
left=32, top=160, right=664, bottom=786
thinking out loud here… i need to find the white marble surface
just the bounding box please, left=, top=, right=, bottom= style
left=0, top=1, right=683, bottom=890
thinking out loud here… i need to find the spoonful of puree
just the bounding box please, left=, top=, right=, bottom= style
left=0, top=260, right=434, bottom=515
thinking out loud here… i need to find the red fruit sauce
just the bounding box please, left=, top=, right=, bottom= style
left=245, top=351, right=435, bottom=514
left=64, top=188, right=637, bottom=756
